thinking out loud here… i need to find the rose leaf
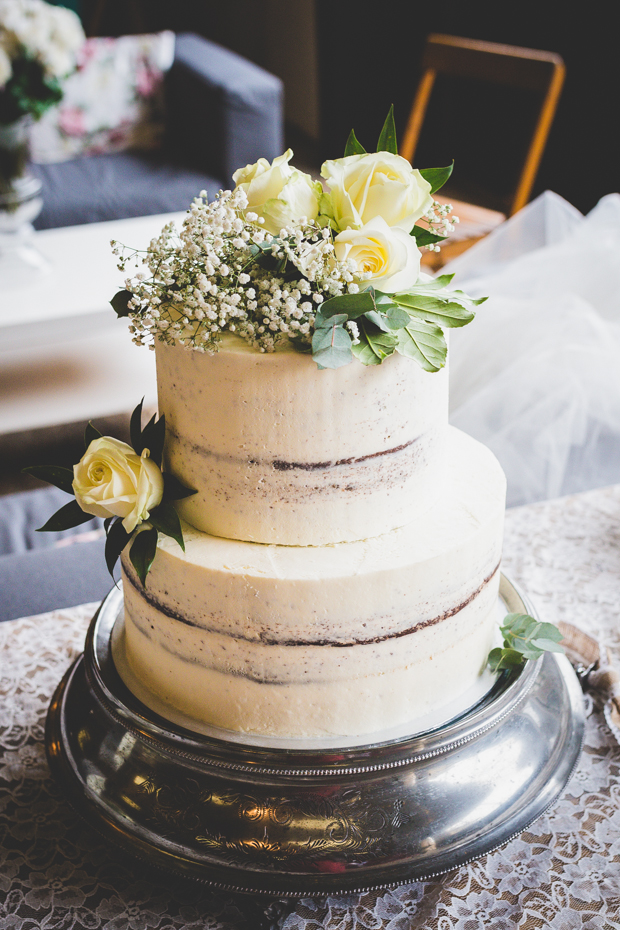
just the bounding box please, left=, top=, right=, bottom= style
left=376, top=104, right=398, bottom=155
left=344, top=128, right=366, bottom=157
left=84, top=421, right=102, bottom=448
left=105, top=517, right=132, bottom=577
left=130, top=398, right=145, bottom=454
left=148, top=501, right=185, bottom=551
left=110, top=289, right=133, bottom=318
left=36, top=499, right=93, bottom=533
left=129, top=526, right=159, bottom=587
left=22, top=465, right=74, bottom=495
left=141, top=413, right=166, bottom=467
left=410, top=225, right=448, bottom=246
left=163, top=472, right=197, bottom=501
left=419, top=163, right=454, bottom=194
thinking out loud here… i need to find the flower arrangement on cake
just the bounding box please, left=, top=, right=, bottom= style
left=111, top=107, right=484, bottom=372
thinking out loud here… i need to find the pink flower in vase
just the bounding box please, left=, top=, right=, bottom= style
left=136, top=65, right=160, bottom=98
left=58, top=106, right=86, bottom=137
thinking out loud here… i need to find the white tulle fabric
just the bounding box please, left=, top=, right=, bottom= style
left=447, top=191, right=620, bottom=507
left=2, top=484, right=620, bottom=929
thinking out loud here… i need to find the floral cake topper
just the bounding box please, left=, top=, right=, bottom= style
left=111, top=107, right=485, bottom=372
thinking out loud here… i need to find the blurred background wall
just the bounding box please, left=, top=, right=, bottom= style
left=74, top=0, right=618, bottom=215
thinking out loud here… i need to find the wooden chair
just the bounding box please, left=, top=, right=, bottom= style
left=401, top=34, right=565, bottom=265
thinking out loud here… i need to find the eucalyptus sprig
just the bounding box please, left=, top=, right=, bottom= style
left=311, top=276, right=486, bottom=371
left=488, top=613, right=565, bottom=672
left=23, top=400, right=195, bottom=587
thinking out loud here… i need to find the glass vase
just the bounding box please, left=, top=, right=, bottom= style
left=0, top=115, right=50, bottom=289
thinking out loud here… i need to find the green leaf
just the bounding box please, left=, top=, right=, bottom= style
left=363, top=310, right=391, bottom=332
left=141, top=413, right=166, bottom=467
left=110, top=289, right=133, bottom=318
left=531, top=638, right=565, bottom=654
left=376, top=104, right=398, bottom=155
left=129, top=526, right=159, bottom=587
left=312, top=319, right=353, bottom=369
left=395, top=320, right=447, bottom=372
left=352, top=324, right=398, bottom=366
left=22, top=465, right=74, bottom=495
left=130, top=398, right=144, bottom=453
left=492, top=612, right=565, bottom=668
left=316, top=290, right=377, bottom=325
left=488, top=647, right=526, bottom=672
left=393, top=293, right=475, bottom=328
left=36, top=499, right=93, bottom=533
left=105, top=517, right=132, bottom=577
left=148, top=501, right=185, bottom=551
left=163, top=472, right=197, bottom=501
left=419, top=163, right=453, bottom=194
left=384, top=305, right=411, bottom=330
left=410, top=224, right=448, bottom=247
left=84, top=421, right=102, bottom=448
left=344, top=128, right=366, bottom=157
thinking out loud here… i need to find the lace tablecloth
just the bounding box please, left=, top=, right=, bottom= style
left=2, top=485, right=620, bottom=929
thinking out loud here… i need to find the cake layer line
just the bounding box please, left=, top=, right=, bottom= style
left=123, top=558, right=501, bottom=648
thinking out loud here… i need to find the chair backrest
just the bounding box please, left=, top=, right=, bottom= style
left=401, top=34, right=565, bottom=215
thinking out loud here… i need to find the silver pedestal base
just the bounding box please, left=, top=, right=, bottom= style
left=45, top=575, right=585, bottom=896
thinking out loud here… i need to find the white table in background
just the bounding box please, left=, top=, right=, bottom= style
left=0, top=213, right=184, bottom=436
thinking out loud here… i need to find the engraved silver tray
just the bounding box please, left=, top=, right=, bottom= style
left=45, top=574, right=585, bottom=896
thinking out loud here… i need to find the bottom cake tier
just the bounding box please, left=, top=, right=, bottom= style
left=121, top=427, right=506, bottom=739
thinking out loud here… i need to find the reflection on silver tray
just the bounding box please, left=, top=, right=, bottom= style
left=45, top=574, right=585, bottom=896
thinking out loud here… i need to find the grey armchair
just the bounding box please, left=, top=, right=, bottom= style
left=31, top=32, right=284, bottom=229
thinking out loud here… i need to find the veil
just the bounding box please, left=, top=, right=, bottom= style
left=445, top=191, right=620, bottom=508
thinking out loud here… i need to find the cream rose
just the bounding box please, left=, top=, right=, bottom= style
left=321, top=152, right=433, bottom=233
left=232, top=149, right=321, bottom=235
left=73, top=436, right=164, bottom=534
left=334, top=216, right=421, bottom=293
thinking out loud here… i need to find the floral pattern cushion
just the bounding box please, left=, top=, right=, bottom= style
left=28, top=31, right=175, bottom=164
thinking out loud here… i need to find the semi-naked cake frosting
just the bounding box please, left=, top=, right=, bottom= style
left=120, top=336, right=507, bottom=740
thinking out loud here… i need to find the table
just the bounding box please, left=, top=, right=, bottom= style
left=0, top=213, right=184, bottom=436
left=1, top=484, right=620, bottom=928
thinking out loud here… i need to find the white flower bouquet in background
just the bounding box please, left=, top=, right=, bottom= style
left=112, top=107, right=485, bottom=373
left=0, top=0, right=84, bottom=125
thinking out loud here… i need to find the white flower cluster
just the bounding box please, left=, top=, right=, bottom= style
left=0, top=0, right=84, bottom=87
left=114, top=187, right=359, bottom=354
left=421, top=200, right=459, bottom=252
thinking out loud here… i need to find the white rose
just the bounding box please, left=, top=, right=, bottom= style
left=334, top=215, right=421, bottom=293
left=232, top=149, right=321, bottom=235
left=321, top=152, right=433, bottom=233
left=73, top=436, right=164, bottom=534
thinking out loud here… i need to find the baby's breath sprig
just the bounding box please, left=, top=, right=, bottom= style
left=111, top=188, right=356, bottom=355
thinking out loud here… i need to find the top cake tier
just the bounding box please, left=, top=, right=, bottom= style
left=156, top=336, right=449, bottom=546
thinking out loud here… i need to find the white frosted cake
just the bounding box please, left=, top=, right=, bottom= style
left=120, top=336, right=506, bottom=739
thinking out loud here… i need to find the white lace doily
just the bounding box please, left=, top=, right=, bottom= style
left=2, top=485, right=620, bottom=929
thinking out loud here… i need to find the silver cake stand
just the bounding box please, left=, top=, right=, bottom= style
left=45, top=575, right=585, bottom=896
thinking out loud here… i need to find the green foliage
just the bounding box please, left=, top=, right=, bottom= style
left=419, top=164, right=454, bottom=194
left=129, top=526, right=159, bottom=588
left=130, top=398, right=165, bottom=466
left=22, top=465, right=74, bottom=495
left=344, top=129, right=367, bottom=157
left=488, top=613, right=564, bottom=672
left=84, top=421, right=102, bottom=448
left=410, top=225, right=447, bottom=247
left=376, top=104, right=398, bottom=155
left=0, top=55, right=63, bottom=124
left=148, top=501, right=185, bottom=552
left=105, top=518, right=132, bottom=577
left=35, top=500, right=93, bottom=533
left=110, top=290, right=133, bottom=318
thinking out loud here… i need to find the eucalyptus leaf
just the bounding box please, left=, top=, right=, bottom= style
left=488, top=647, right=526, bottom=672
left=376, top=104, right=398, bottom=155
left=316, top=290, right=376, bottom=324
left=410, top=225, right=447, bottom=247
left=84, top=421, right=102, bottom=448
left=385, top=305, right=411, bottom=330
left=363, top=309, right=391, bottom=332
left=393, top=294, right=475, bottom=328
left=129, top=526, right=158, bottom=587
left=105, top=517, right=132, bottom=577
left=489, top=612, right=565, bottom=672
left=344, top=128, right=366, bottom=157
left=395, top=320, right=447, bottom=372
left=22, top=465, right=74, bottom=495
left=148, top=501, right=185, bottom=551
left=36, top=499, right=93, bottom=533
left=110, top=289, right=133, bottom=318
left=311, top=320, right=353, bottom=369
left=419, top=163, right=453, bottom=194
left=531, top=638, right=565, bottom=653
left=163, top=472, right=197, bottom=501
